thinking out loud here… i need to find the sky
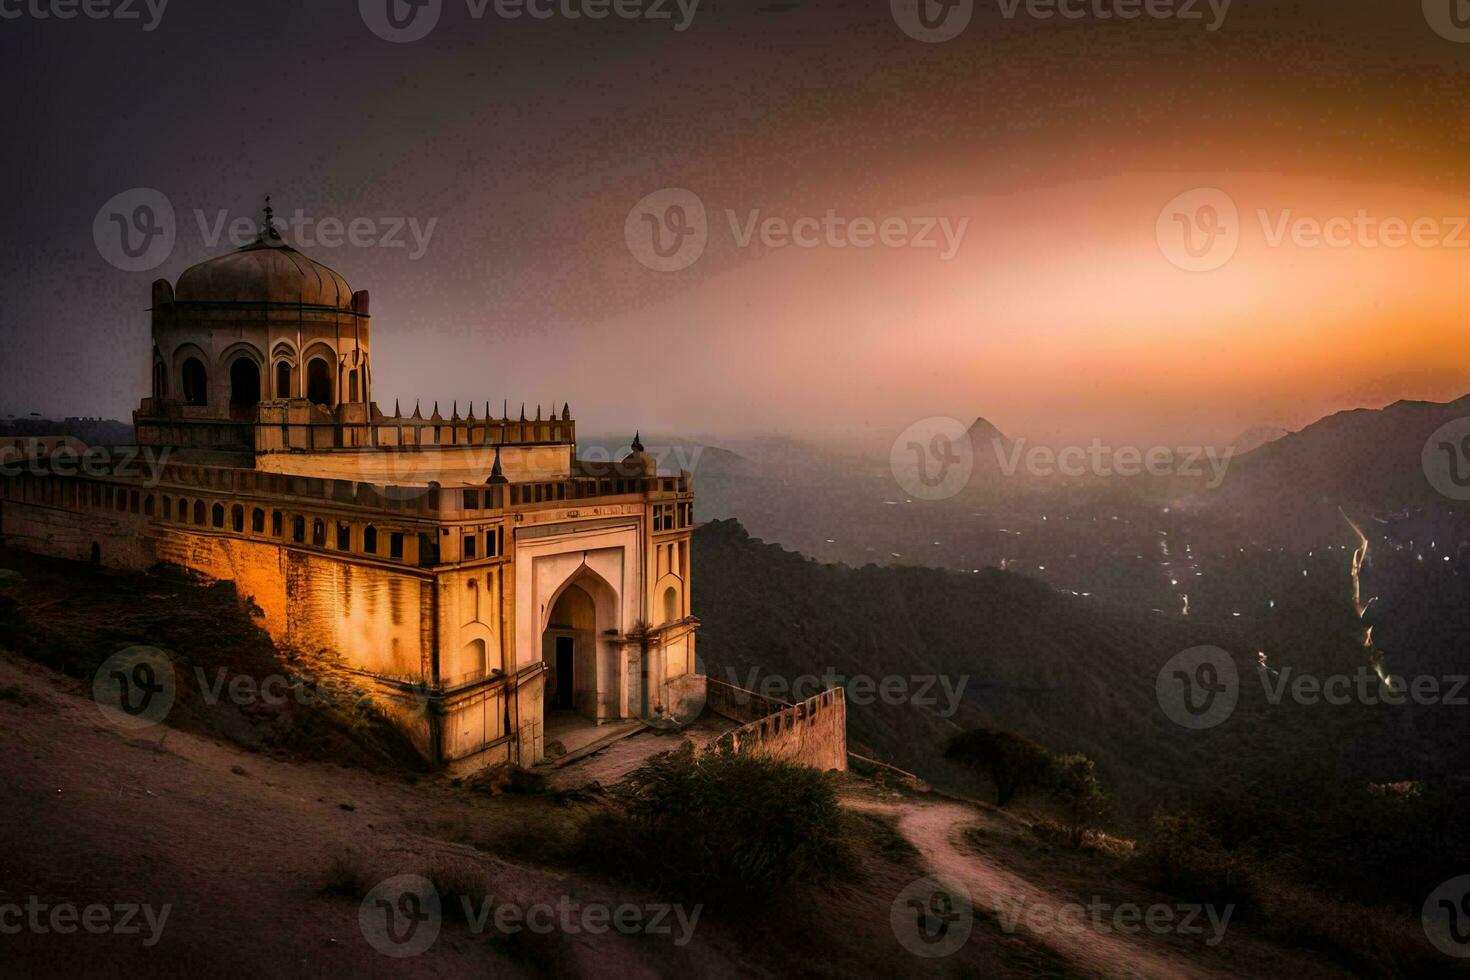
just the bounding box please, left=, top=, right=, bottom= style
left=2, top=0, right=1469, bottom=447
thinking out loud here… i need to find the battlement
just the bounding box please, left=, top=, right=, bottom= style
left=136, top=397, right=577, bottom=458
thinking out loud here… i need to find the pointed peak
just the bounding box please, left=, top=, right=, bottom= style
left=519, top=403, right=526, bottom=422
left=466, top=401, right=475, bottom=421
left=562, top=402, right=570, bottom=420
left=393, top=399, right=401, bottom=418
left=535, top=404, right=542, bottom=421
left=451, top=400, right=460, bottom=421
left=412, top=400, right=423, bottom=420
left=631, top=431, right=644, bottom=452
left=485, top=445, right=508, bottom=484
left=260, top=194, right=281, bottom=242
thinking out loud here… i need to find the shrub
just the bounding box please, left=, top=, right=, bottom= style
left=943, top=728, right=1054, bottom=806
left=1049, top=753, right=1111, bottom=847
left=1129, top=813, right=1260, bottom=916
left=578, top=747, right=852, bottom=901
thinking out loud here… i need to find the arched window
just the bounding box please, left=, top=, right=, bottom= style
left=181, top=357, right=208, bottom=406
left=229, top=358, right=261, bottom=419
left=363, top=525, right=377, bottom=554
left=212, top=503, right=225, bottom=528
left=152, top=361, right=167, bottom=399
left=292, top=516, right=305, bottom=543
left=275, top=361, right=293, bottom=399
left=231, top=505, right=245, bottom=532
left=193, top=500, right=206, bottom=524
left=336, top=523, right=351, bottom=550
left=348, top=369, right=359, bottom=402
left=464, top=639, right=487, bottom=679
left=662, top=586, right=679, bottom=625
left=312, top=519, right=326, bottom=547
left=144, top=495, right=155, bottom=517
left=161, top=495, right=171, bottom=519
left=306, top=358, right=333, bottom=406
left=251, top=508, right=265, bottom=533
left=272, top=511, right=283, bottom=536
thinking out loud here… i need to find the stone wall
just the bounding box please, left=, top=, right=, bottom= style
left=709, top=686, right=848, bottom=772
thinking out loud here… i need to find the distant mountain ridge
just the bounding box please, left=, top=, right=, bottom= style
left=1207, top=394, right=1470, bottom=528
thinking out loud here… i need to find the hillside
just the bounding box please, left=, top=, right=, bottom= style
left=690, top=519, right=1437, bottom=812
left=1206, top=395, right=1470, bottom=533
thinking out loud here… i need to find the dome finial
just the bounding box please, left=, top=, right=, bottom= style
left=261, top=195, right=281, bottom=241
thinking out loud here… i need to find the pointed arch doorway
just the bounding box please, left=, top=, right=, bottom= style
left=544, top=582, right=597, bottom=719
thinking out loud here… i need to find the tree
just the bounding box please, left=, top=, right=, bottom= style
left=1049, top=753, right=1110, bottom=847
left=944, top=728, right=1055, bottom=806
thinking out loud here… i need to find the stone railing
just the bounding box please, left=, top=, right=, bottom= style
left=707, top=685, right=847, bottom=772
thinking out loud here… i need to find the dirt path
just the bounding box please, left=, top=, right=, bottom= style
left=852, top=797, right=1230, bottom=980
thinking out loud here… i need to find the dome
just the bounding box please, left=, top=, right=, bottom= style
left=174, top=237, right=356, bottom=311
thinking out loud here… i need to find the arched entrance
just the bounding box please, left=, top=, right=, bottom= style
left=544, top=583, right=597, bottom=719
left=306, top=357, right=333, bottom=406
left=229, top=358, right=261, bottom=419
left=181, top=357, right=208, bottom=406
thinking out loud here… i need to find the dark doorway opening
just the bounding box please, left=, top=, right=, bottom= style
left=306, top=357, right=333, bottom=406
left=554, top=636, right=575, bottom=710
left=181, top=357, right=208, bottom=406
left=229, top=359, right=260, bottom=419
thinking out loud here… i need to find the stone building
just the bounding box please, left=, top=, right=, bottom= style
left=0, top=214, right=703, bottom=772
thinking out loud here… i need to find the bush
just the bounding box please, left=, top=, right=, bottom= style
left=1129, top=813, right=1261, bottom=916
left=1049, top=753, right=1111, bottom=847
left=944, top=728, right=1054, bottom=806
left=577, top=747, right=852, bottom=901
